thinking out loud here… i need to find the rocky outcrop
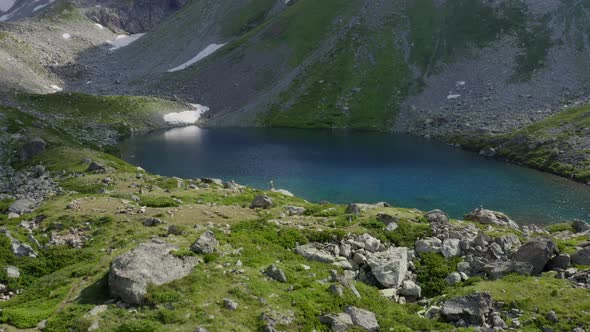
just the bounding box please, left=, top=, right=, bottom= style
left=108, top=241, right=198, bottom=304
left=85, top=0, right=189, bottom=34
left=464, top=208, right=519, bottom=230
left=19, top=137, right=46, bottom=161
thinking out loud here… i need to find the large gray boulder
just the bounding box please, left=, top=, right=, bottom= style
left=441, top=238, right=461, bottom=258
left=295, top=244, right=335, bottom=263
left=415, top=237, right=442, bottom=254
left=572, top=248, right=590, bottom=266
left=109, top=242, right=198, bottom=304
left=190, top=230, right=218, bottom=254
left=9, top=199, right=36, bottom=215
left=319, top=313, right=354, bottom=332
left=440, top=292, right=493, bottom=327
left=465, top=208, right=519, bottom=230
left=250, top=195, right=273, bottom=209
left=572, top=220, right=590, bottom=233
left=2, top=230, right=37, bottom=258
left=344, top=306, right=379, bottom=331
left=424, top=209, right=449, bottom=224
left=511, top=238, right=557, bottom=275
left=366, top=247, right=408, bottom=288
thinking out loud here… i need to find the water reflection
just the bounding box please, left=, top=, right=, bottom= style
left=163, top=126, right=202, bottom=141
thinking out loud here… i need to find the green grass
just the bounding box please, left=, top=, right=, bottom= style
left=261, top=14, right=409, bottom=130
left=222, top=0, right=277, bottom=38
left=451, top=104, right=590, bottom=183
left=447, top=274, right=590, bottom=331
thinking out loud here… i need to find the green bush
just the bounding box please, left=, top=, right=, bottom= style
left=416, top=253, right=461, bottom=297
left=385, top=220, right=432, bottom=247
left=115, top=320, right=161, bottom=332
left=139, top=196, right=180, bottom=208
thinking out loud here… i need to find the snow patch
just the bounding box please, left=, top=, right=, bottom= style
left=62, top=33, right=71, bottom=40
left=447, top=94, right=461, bottom=100
left=94, top=23, right=104, bottom=30
left=163, top=104, right=209, bottom=125
left=0, top=0, right=16, bottom=12
left=33, top=0, right=56, bottom=13
left=167, top=43, right=226, bottom=72
left=49, top=85, right=63, bottom=92
left=107, top=33, right=146, bottom=51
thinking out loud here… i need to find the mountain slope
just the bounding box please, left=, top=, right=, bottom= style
left=57, top=0, right=590, bottom=134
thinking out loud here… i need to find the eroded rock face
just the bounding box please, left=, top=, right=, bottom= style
left=109, top=242, right=198, bottom=304
left=440, top=292, right=493, bottom=327
left=465, top=208, right=519, bottom=230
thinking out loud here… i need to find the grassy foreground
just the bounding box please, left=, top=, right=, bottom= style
left=0, top=93, right=589, bottom=331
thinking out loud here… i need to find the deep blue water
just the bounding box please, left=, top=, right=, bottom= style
left=119, top=126, right=590, bottom=224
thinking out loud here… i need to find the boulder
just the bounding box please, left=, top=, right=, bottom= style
left=143, top=217, right=164, bottom=227
left=285, top=206, right=306, bottom=216
left=376, top=213, right=399, bottom=225
left=19, top=137, right=47, bottom=160
left=464, top=208, right=519, bottom=229
left=344, top=306, right=379, bottom=331
left=224, top=298, right=238, bottom=310
left=6, top=266, right=20, bottom=278
left=445, top=272, right=462, bottom=285
left=572, top=248, right=590, bottom=266
left=398, top=280, right=421, bottom=298
left=440, top=292, right=493, bottom=326
left=9, top=199, right=36, bottom=215
left=87, top=161, right=106, bottom=173
left=295, top=244, right=335, bottom=263
left=546, top=254, right=570, bottom=271
left=494, top=235, right=521, bottom=254
left=415, top=237, right=442, bottom=254
left=190, top=230, right=218, bottom=254
left=441, top=238, right=461, bottom=258
left=511, top=238, right=557, bottom=274
left=572, top=220, right=590, bottom=233
left=346, top=203, right=363, bottom=215
left=319, top=313, right=354, bottom=332
left=250, top=195, right=273, bottom=209
left=264, top=264, right=287, bottom=283
left=424, top=209, right=449, bottom=224
left=109, top=242, right=198, bottom=304
left=201, top=178, right=223, bottom=186
left=366, top=247, right=408, bottom=288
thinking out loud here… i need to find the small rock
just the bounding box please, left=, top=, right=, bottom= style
left=546, top=311, right=558, bottom=323
left=190, top=230, right=218, bottom=254
left=143, top=217, right=164, bottom=227
left=285, top=206, right=306, bottom=216
left=264, top=264, right=287, bottom=283
left=445, top=272, right=462, bottom=285
left=6, top=266, right=20, bottom=278
left=319, top=313, right=354, bottom=332
left=224, top=298, right=238, bottom=311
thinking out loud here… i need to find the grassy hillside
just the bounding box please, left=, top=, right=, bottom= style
left=453, top=105, right=590, bottom=183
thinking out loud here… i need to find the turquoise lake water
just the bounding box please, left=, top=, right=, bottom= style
left=120, top=126, right=590, bottom=225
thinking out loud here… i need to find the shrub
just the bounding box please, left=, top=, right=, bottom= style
left=139, top=196, right=180, bottom=208
left=385, top=220, right=432, bottom=247
left=115, top=320, right=161, bottom=332
left=416, top=253, right=461, bottom=297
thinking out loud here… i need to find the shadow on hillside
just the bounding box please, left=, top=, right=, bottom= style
left=77, top=272, right=110, bottom=305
